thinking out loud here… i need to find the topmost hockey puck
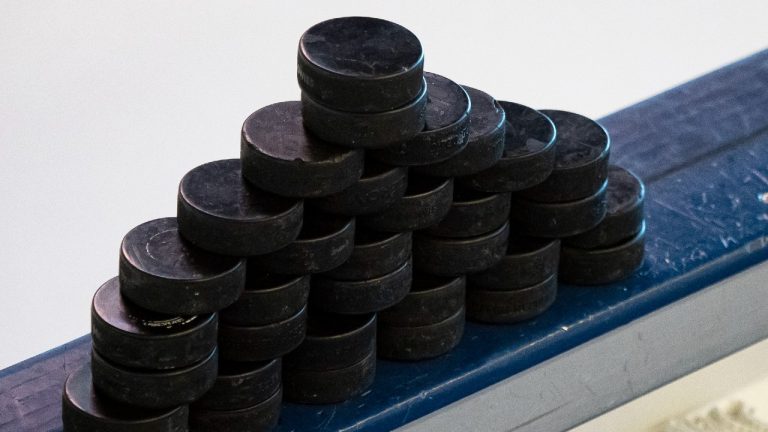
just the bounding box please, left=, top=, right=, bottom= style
left=517, top=110, right=610, bottom=202
left=298, top=17, right=424, bottom=113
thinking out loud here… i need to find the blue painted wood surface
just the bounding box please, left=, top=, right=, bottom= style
left=1, top=50, right=767, bottom=432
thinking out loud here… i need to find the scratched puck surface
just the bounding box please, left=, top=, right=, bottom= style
left=311, top=160, right=408, bottom=216
left=424, top=187, right=511, bottom=238
left=560, top=222, right=646, bottom=285
left=62, top=366, right=189, bottom=432
left=565, top=165, right=645, bottom=249
left=377, top=306, right=465, bottom=361
left=466, top=274, right=558, bottom=324
left=374, top=72, right=470, bottom=166
left=322, top=228, right=411, bottom=280
left=469, top=237, right=560, bottom=291
left=241, top=101, right=364, bottom=198
left=177, top=159, right=303, bottom=256
left=517, top=110, right=610, bottom=202
left=119, top=217, right=246, bottom=315
left=361, top=174, right=453, bottom=232
left=465, top=101, right=557, bottom=192
left=218, top=304, right=307, bottom=362
left=189, top=387, right=282, bottom=432
left=298, top=16, right=424, bottom=113
left=415, top=85, right=506, bottom=177
left=413, top=222, right=509, bottom=276
left=379, top=273, right=465, bottom=327
left=192, top=358, right=281, bottom=411
left=283, top=348, right=376, bottom=404
left=220, top=270, right=310, bottom=326
left=91, top=348, right=218, bottom=409
left=285, top=311, right=376, bottom=371
left=91, top=277, right=217, bottom=370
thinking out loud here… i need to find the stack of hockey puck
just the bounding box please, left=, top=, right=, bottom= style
left=61, top=16, right=647, bottom=432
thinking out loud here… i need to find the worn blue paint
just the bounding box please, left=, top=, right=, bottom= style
left=1, top=50, right=767, bottom=432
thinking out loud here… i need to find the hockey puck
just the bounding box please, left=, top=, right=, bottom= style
left=466, top=274, right=557, bottom=324
left=310, top=257, right=412, bottom=314
left=189, top=387, right=282, bottom=432
left=91, top=347, right=218, bottom=409
left=62, top=366, right=189, bottom=432
left=517, top=110, right=610, bottom=202
left=414, top=85, right=506, bottom=177
left=283, top=348, right=376, bottom=404
left=373, top=72, right=470, bottom=166
left=192, top=358, right=281, bottom=411
left=378, top=306, right=465, bottom=361
left=564, top=165, right=645, bottom=249
left=360, top=174, right=453, bottom=232
left=177, top=159, right=303, bottom=256
left=510, top=180, right=608, bottom=238
left=240, top=101, right=364, bottom=198
left=297, top=17, right=424, bottom=113
left=413, top=221, right=509, bottom=276
left=251, top=211, right=355, bottom=274
left=300, top=80, right=427, bottom=148
left=119, top=217, right=246, bottom=315
left=218, top=304, right=307, bottom=362
left=322, top=228, right=411, bottom=280
left=310, top=160, right=408, bottom=216
left=423, top=186, right=510, bottom=238
left=91, top=277, right=217, bottom=370
left=220, top=269, right=309, bottom=327
left=378, top=273, right=465, bottom=327
left=285, top=311, right=376, bottom=371
left=559, top=222, right=646, bottom=285
left=464, top=101, right=556, bottom=192
left=468, top=237, right=560, bottom=291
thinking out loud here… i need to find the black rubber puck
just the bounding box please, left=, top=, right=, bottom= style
left=413, top=222, right=509, bottom=276
left=517, top=110, right=610, bottom=202
left=177, top=159, right=303, bottom=256
left=300, top=81, right=427, bottom=148
left=564, top=165, right=645, bottom=249
left=251, top=211, right=355, bottom=274
left=91, top=347, right=218, bottom=409
left=373, top=72, right=471, bottom=166
left=91, top=277, right=218, bottom=370
left=560, top=222, right=646, bottom=285
left=189, top=387, right=282, bottom=432
left=119, top=217, right=246, bottom=315
left=218, top=304, right=307, bottom=362
left=310, top=160, right=408, bottom=216
left=379, top=273, right=465, bottom=327
left=310, top=257, right=412, bottom=314
left=240, top=101, right=364, bottom=198
left=468, top=236, right=560, bottom=291
left=464, top=101, right=557, bottom=192
left=62, top=366, right=189, bottom=432
left=284, top=311, right=376, bottom=371
left=360, top=174, right=453, bottom=232
left=220, top=269, right=310, bottom=327
left=423, top=186, right=510, bottom=238
left=192, top=358, right=281, bottom=411
left=414, top=86, right=506, bottom=177
left=283, top=348, right=376, bottom=404
left=378, top=306, right=465, bottom=361
left=510, top=180, right=608, bottom=238
left=297, top=17, right=424, bottom=113
left=466, top=274, right=557, bottom=324
left=322, top=228, right=411, bottom=280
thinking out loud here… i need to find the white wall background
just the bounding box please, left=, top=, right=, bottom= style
left=1, top=1, right=767, bottom=369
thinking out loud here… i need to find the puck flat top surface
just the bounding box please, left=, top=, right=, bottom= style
left=64, top=367, right=181, bottom=422
left=463, top=86, right=505, bottom=140
left=299, top=17, right=422, bottom=79
left=242, top=101, right=352, bottom=161
left=540, top=109, right=609, bottom=169
left=121, top=217, right=241, bottom=281
left=423, top=72, right=471, bottom=131
left=93, top=277, right=210, bottom=336
left=180, top=159, right=299, bottom=221
left=606, top=165, right=644, bottom=215
left=500, top=101, right=556, bottom=157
